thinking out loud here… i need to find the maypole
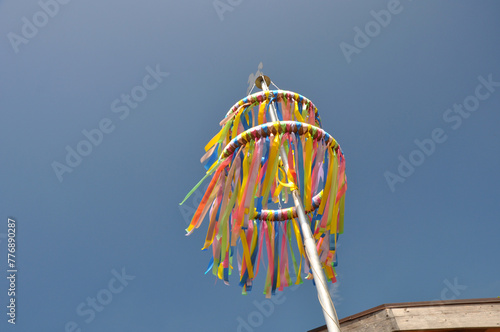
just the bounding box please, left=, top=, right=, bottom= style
left=180, top=75, right=347, bottom=331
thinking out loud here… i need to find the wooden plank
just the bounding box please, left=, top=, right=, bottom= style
left=391, top=303, right=500, bottom=330
left=340, top=308, right=399, bottom=332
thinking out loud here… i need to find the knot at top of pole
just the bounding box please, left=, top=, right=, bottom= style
left=255, top=75, right=271, bottom=90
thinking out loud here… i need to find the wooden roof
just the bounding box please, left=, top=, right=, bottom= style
left=309, top=298, right=500, bottom=332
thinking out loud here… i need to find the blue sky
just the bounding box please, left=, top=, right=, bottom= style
left=1, top=0, right=499, bottom=331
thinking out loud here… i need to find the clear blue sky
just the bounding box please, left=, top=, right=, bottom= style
left=1, top=1, right=499, bottom=331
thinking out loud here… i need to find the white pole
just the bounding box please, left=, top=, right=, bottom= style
left=257, top=76, right=341, bottom=332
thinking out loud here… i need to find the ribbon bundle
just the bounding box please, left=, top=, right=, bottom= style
left=181, top=90, right=347, bottom=297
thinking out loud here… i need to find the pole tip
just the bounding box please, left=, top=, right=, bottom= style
left=255, top=75, right=271, bottom=90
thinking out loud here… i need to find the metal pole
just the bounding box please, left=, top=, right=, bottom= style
left=256, top=76, right=341, bottom=332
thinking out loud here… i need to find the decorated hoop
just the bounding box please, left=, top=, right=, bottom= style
left=225, top=90, right=322, bottom=127
left=201, top=90, right=324, bottom=173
